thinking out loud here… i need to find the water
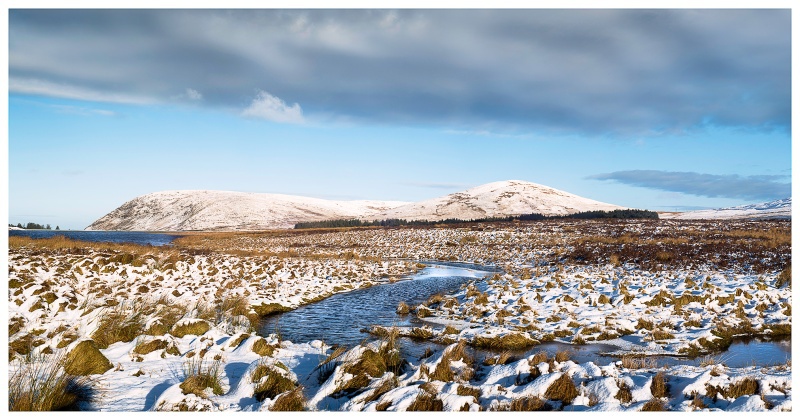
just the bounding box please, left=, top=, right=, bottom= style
left=8, top=230, right=180, bottom=246
left=259, top=262, right=499, bottom=348
left=260, top=261, right=791, bottom=368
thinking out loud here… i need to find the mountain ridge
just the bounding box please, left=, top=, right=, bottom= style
left=660, top=197, right=791, bottom=220
left=86, top=180, right=623, bottom=231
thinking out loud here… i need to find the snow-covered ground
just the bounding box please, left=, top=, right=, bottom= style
left=661, top=198, right=791, bottom=220
left=8, top=220, right=791, bottom=411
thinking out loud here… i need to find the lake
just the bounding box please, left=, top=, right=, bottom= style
left=8, top=230, right=180, bottom=246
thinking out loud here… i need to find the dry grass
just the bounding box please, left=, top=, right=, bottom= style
left=428, top=340, right=473, bottom=382
left=91, top=310, right=143, bottom=349
left=544, top=373, right=578, bottom=405
left=270, top=386, right=305, bottom=411
left=396, top=301, right=410, bottom=314
left=496, top=396, right=552, bottom=411
left=620, top=354, right=658, bottom=370
left=252, top=302, right=293, bottom=317
left=471, top=333, right=536, bottom=350
left=483, top=351, right=513, bottom=366
left=407, top=387, right=443, bottom=411
left=64, top=340, right=113, bottom=376
left=9, top=354, right=98, bottom=411
left=707, top=377, right=760, bottom=400
left=252, top=338, right=276, bottom=357
left=641, top=398, right=667, bottom=411
left=456, top=385, right=481, bottom=399
left=775, top=266, right=791, bottom=288
left=170, top=320, right=210, bottom=338
left=252, top=363, right=296, bottom=402
left=650, top=371, right=669, bottom=398
left=616, top=380, right=633, bottom=404
left=180, top=358, right=224, bottom=398
left=133, top=339, right=170, bottom=355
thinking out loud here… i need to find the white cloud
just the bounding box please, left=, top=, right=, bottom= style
left=9, top=77, right=154, bottom=105
left=242, top=90, right=304, bottom=124
left=186, top=88, right=202, bottom=100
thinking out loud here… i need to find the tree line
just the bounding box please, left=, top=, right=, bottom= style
left=294, top=209, right=658, bottom=229
left=9, top=223, right=60, bottom=230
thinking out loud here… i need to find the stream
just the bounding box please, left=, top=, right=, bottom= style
left=259, top=262, right=790, bottom=368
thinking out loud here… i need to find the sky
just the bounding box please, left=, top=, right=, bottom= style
left=5, top=6, right=793, bottom=230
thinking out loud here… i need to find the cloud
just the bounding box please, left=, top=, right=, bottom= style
left=172, top=88, right=203, bottom=101
left=8, top=10, right=790, bottom=134
left=242, top=90, right=304, bottom=124
left=10, top=77, right=153, bottom=105
left=588, top=170, right=790, bottom=201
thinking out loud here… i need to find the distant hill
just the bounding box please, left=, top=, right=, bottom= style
left=86, top=180, right=626, bottom=231
left=374, top=180, right=622, bottom=221
left=660, top=198, right=791, bottom=220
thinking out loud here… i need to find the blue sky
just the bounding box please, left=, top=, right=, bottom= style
left=7, top=9, right=792, bottom=229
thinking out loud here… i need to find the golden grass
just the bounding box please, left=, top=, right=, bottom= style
left=270, top=386, right=305, bottom=411
left=396, top=301, right=411, bottom=314
left=252, top=338, right=277, bottom=357
left=9, top=354, right=98, bottom=411
left=428, top=340, right=473, bottom=382
left=64, top=340, right=113, bottom=376
left=615, top=380, right=633, bottom=404
left=170, top=320, right=210, bottom=338
left=496, top=396, right=551, bottom=411
left=252, top=363, right=296, bottom=402
left=406, top=387, right=443, bottom=411
left=650, top=371, right=669, bottom=398
left=133, top=339, right=169, bottom=355
left=91, top=310, right=143, bottom=349
left=180, top=358, right=224, bottom=398
left=471, top=333, right=536, bottom=350
left=641, top=398, right=667, bottom=411
left=544, top=373, right=578, bottom=405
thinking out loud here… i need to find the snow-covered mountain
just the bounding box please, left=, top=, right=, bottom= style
left=375, top=180, right=622, bottom=221
left=660, top=198, right=791, bottom=220
left=86, top=180, right=625, bottom=231
left=86, top=190, right=408, bottom=231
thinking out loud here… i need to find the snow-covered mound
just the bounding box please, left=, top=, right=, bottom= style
left=662, top=198, right=791, bottom=220
left=376, top=180, right=623, bottom=221
left=86, top=190, right=408, bottom=231
left=86, top=180, right=626, bottom=231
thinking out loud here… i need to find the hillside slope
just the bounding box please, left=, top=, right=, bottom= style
left=86, top=190, right=407, bottom=231
left=86, top=180, right=626, bottom=231
left=660, top=198, right=791, bottom=220
left=376, top=180, right=623, bottom=221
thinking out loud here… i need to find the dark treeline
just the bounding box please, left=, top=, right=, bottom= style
left=294, top=209, right=658, bottom=229
left=9, top=223, right=59, bottom=230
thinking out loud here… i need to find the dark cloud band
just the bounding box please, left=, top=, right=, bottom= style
left=588, top=170, right=790, bottom=201
left=9, top=9, right=790, bottom=134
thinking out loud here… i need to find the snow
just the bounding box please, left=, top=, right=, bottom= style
left=661, top=198, right=791, bottom=220
left=86, top=180, right=628, bottom=231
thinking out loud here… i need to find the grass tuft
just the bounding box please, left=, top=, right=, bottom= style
left=270, top=386, right=305, bottom=411
left=252, top=362, right=296, bottom=402
left=544, top=373, right=578, bottom=405
left=650, top=371, right=669, bottom=398
left=64, top=340, right=113, bottom=376
left=9, top=354, right=98, bottom=411
left=641, top=398, right=667, bottom=411
left=472, top=333, right=536, bottom=350
left=170, top=320, right=210, bottom=338
left=252, top=338, right=276, bottom=357
left=180, top=358, right=224, bottom=398
left=407, top=387, right=443, bottom=411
